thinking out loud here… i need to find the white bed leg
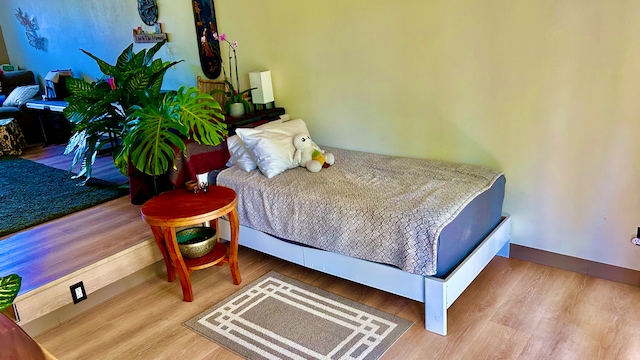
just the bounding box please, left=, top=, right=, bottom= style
left=424, top=277, right=447, bottom=336
left=497, top=240, right=510, bottom=258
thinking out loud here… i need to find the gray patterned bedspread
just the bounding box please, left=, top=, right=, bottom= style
left=217, top=147, right=503, bottom=276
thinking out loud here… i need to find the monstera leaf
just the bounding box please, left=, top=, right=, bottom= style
left=118, top=86, right=226, bottom=176
left=0, top=274, right=22, bottom=312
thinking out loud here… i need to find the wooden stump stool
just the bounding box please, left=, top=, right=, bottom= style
left=0, top=118, right=27, bottom=156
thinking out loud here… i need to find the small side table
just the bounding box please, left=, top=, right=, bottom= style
left=140, top=186, right=242, bottom=301
left=24, top=100, right=71, bottom=146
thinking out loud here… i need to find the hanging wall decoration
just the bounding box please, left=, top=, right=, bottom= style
left=15, top=8, right=46, bottom=51
left=192, top=0, right=221, bottom=79
left=137, top=0, right=159, bottom=26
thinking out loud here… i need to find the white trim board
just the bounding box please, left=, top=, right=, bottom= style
left=219, top=216, right=511, bottom=336
left=13, top=239, right=163, bottom=326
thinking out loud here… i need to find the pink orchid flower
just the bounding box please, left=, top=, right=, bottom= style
left=212, top=32, right=218, bottom=40
left=219, top=33, right=227, bottom=42
left=107, top=77, right=116, bottom=90
left=232, top=40, right=238, bottom=48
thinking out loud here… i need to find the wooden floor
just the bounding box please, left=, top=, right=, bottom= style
left=32, top=250, right=640, bottom=359
left=18, top=143, right=128, bottom=185
left=1, top=145, right=145, bottom=294
left=9, top=145, right=640, bottom=359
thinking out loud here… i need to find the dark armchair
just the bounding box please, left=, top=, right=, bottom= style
left=0, top=70, right=39, bottom=121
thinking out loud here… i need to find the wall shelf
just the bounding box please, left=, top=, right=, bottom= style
left=133, top=33, right=167, bottom=43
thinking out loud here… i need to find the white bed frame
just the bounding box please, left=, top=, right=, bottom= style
left=219, top=216, right=511, bottom=336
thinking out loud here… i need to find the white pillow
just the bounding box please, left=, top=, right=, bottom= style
left=235, top=118, right=310, bottom=178
left=226, top=119, right=284, bottom=171
left=226, top=134, right=258, bottom=172
left=2, top=85, right=39, bottom=107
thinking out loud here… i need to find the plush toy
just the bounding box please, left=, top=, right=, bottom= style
left=293, top=133, right=335, bottom=172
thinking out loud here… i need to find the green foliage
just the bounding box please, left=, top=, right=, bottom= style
left=118, top=86, right=226, bottom=176
left=64, top=40, right=186, bottom=182
left=210, top=79, right=255, bottom=113
left=0, top=274, right=21, bottom=312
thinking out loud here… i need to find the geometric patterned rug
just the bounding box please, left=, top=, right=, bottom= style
left=184, top=271, right=413, bottom=360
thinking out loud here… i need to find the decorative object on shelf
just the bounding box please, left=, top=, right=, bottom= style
left=137, top=0, right=159, bottom=26
left=192, top=0, right=221, bottom=79
left=14, top=8, right=46, bottom=51
left=249, top=70, right=275, bottom=111
left=176, top=227, right=216, bottom=259
left=63, top=40, right=227, bottom=191
left=132, top=22, right=166, bottom=43
left=196, top=172, right=209, bottom=193
left=133, top=33, right=168, bottom=43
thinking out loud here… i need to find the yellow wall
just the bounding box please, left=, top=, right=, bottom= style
left=0, top=26, right=9, bottom=64
left=1, top=0, right=639, bottom=271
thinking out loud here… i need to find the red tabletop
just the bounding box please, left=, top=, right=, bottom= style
left=140, top=186, right=237, bottom=227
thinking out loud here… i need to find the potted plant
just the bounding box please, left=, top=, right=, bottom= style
left=211, top=79, right=255, bottom=117
left=0, top=274, right=21, bottom=313
left=64, top=41, right=227, bottom=202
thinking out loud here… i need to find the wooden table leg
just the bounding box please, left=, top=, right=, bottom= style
left=163, top=226, right=194, bottom=302
left=228, top=208, right=242, bottom=285
left=150, top=225, right=175, bottom=283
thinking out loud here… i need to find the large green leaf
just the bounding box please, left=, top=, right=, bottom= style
left=121, top=101, right=188, bottom=176
left=81, top=49, right=117, bottom=76
left=143, top=39, right=168, bottom=66
left=119, top=87, right=227, bottom=176
left=116, top=43, right=134, bottom=70
left=65, top=77, right=95, bottom=97
left=172, top=87, right=226, bottom=145
left=0, top=274, right=22, bottom=312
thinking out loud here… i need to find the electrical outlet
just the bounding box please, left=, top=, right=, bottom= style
left=633, top=238, right=640, bottom=246
left=70, top=281, right=87, bottom=304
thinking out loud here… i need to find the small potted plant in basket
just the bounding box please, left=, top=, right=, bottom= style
left=211, top=79, right=255, bottom=117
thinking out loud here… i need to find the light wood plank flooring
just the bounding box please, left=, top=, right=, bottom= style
left=1, top=145, right=146, bottom=294
left=33, top=249, right=640, bottom=359
left=11, top=145, right=640, bottom=359
left=19, top=144, right=128, bottom=185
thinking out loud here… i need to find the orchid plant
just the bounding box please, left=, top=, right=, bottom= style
left=206, top=32, right=255, bottom=112
left=212, top=33, right=240, bottom=91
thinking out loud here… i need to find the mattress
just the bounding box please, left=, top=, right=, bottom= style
left=434, top=174, right=505, bottom=277
left=217, top=147, right=505, bottom=277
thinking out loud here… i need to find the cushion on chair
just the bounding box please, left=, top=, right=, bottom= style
left=2, top=85, right=39, bottom=107
left=0, top=106, right=21, bottom=118
left=0, top=70, right=37, bottom=96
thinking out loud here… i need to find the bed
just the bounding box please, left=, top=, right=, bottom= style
left=213, top=144, right=510, bottom=336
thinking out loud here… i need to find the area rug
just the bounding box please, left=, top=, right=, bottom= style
left=0, top=157, right=128, bottom=237
left=184, top=271, right=413, bottom=360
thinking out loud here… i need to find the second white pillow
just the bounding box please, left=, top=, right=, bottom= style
left=235, top=118, right=310, bottom=178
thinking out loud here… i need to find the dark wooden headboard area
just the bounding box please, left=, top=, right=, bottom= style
left=225, top=107, right=286, bottom=135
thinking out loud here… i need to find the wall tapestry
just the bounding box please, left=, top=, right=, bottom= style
left=192, top=0, right=221, bottom=79
left=15, top=8, right=46, bottom=51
